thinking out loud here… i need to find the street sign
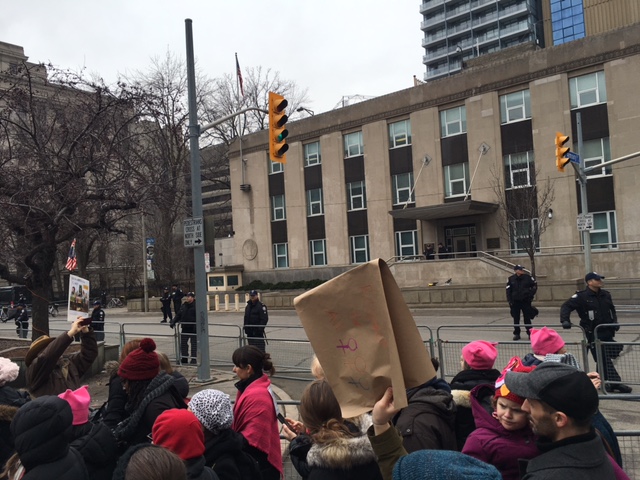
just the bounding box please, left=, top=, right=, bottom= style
left=183, top=217, right=204, bottom=248
left=566, top=151, right=580, bottom=164
left=577, top=213, right=594, bottom=231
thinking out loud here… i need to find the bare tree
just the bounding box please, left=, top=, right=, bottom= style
left=491, top=165, right=555, bottom=277
left=0, top=63, right=151, bottom=337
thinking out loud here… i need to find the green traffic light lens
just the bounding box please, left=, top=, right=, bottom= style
left=277, top=129, right=289, bottom=142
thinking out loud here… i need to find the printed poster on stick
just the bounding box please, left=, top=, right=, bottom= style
left=294, top=259, right=435, bottom=418
left=68, top=274, right=90, bottom=323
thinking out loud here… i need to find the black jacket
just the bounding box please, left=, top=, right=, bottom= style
left=69, top=422, right=119, bottom=480
left=172, top=288, right=185, bottom=309
left=560, top=287, right=618, bottom=340
left=186, top=456, right=220, bottom=480
left=172, top=300, right=196, bottom=330
left=160, top=292, right=172, bottom=308
left=243, top=300, right=268, bottom=336
left=506, top=273, right=537, bottom=303
left=203, top=428, right=261, bottom=480
left=7, top=307, right=29, bottom=325
left=11, top=396, right=89, bottom=480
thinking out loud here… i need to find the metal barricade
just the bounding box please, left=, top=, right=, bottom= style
left=417, top=325, right=435, bottom=358
left=594, top=323, right=640, bottom=395
left=615, top=431, right=640, bottom=479
left=119, top=322, right=182, bottom=364
left=436, top=324, right=590, bottom=380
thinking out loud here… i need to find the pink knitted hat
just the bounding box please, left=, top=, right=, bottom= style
left=58, top=385, right=91, bottom=425
left=530, top=327, right=565, bottom=355
left=462, top=341, right=499, bottom=370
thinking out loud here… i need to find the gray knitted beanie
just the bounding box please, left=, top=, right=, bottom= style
left=189, top=389, right=233, bottom=434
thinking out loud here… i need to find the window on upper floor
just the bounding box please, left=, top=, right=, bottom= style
left=509, top=218, right=540, bottom=254
left=273, top=243, right=289, bottom=268
left=589, top=211, right=617, bottom=250
left=344, top=131, right=364, bottom=158
left=392, top=172, right=415, bottom=205
left=389, top=119, right=411, bottom=148
left=304, top=141, right=321, bottom=167
left=440, top=106, right=466, bottom=137
left=504, top=151, right=535, bottom=189
left=500, top=90, right=531, bottom=124
left=582, top=137, right=612, bottom=177
left=347, top=181, right=367, bottom=211
left=306, top=188, right=324, bottom=216
left=269, top=160, right=284, bottom=174
left=569, top=71, right=606, bottom=109
left=309, top=239, right=327, bottom=266
left=350, top=235, right=370, bottom=264
left=271, top=194, right=286, bottom=221
left=444, top=163, right=470, bottom=198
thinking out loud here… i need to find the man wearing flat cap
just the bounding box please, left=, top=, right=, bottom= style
left=506, top=265, right=537, bottom=341
left=560, top=272, right=630, bottom=393
left=505, top=362, right=623, bottom=479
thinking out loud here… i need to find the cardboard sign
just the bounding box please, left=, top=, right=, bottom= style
left=294, top=259, right=435, bottom=418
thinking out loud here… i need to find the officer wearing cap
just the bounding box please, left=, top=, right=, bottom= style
left=506, top=265, right=538, bottom=341
left=244, top=290, right=268, bottom=352
left=160, top=286, right=172, bottom=324
left=171, top=291, right=197, bottom=364
left=5, top=303, right=29, bottom=338
left=560, top=272, right=631, bottom=393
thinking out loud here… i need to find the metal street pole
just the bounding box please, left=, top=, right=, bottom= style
left=141, top=211, right=149, bottom=313
left=185, top=19, right=210, bottom=381
left=576, top=112, right=592, bottom=273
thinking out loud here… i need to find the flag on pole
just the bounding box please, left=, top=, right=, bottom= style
left=66, top=238, right=77, bottom=272
left=235, top=52, right=244, bottom=97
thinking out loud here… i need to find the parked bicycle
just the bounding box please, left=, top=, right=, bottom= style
left=48, top=303, right=59, bottom=317
left=107, top=297, right=125, bottom=308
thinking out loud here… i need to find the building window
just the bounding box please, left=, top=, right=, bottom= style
left=227, top=275, right=239, bottom=287
left=444, top=163, right=470, bottom=198
left=509, top=219, right=540, bottom=254
left=306, top=188, right=324, bottom=216
left=344, top=131, right=364, bottom=158
left=269, top=160, right=284, bottom=174
left=440, top=106, right=466, bottom=137
left=550, top=0, right=585, bottom=45
left=273, top=243, right=289, bottom=268
left=582, top=137, right=612, bottom=177
left=504, top=151, right=535, bottom=189
left=569, top=71, right=606, bottom=109
left=304, top=142, right=321, bottom=167
left=500, top=90, right=531, bottom=124
left=350, top=235, right=370, bottom=264
left=392, top=172, right=415, bottom=205
left=208, top=276, right=224, bottom=287
left=309, top=239, right=327, bottom=266
left=590, top=211, right=617, bottom=250
left=271, top=194, right=286, bottom=221
left=389, top=119, right=411, bottom=148
left=347, top=181, right=367, bottom=211
left=395, top=230, right=418, bottom=259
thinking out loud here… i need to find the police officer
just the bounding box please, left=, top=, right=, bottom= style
left=560, top=272, right=631, bottom=393
left=5, top=303, right=29, bottom=338
left=160, top=287, right=172, bottom=323
left=506, top=265, right=537, bottom=340
left=243, top=290, right=268, bottom=352
left=80, top=301, right=106, bottom=342
left=171, top=284, right=184, bottom=316
left=171, top=291, right=197, bottom=364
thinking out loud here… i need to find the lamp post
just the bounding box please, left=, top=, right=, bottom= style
left=296, top=106, right=315, bottom=116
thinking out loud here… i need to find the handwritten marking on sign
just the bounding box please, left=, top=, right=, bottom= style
left=336, top=338, right=358, bottom=353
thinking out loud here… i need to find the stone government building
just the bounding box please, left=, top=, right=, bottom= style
left=228, top=24, right=640, bottom=299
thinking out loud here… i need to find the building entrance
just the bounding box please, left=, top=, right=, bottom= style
left=445, top=224, right=477, bottom=258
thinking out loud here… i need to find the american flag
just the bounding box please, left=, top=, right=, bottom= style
left=235, top=53, right=244, bottom=97
left=66, top=238, right=77, bottom=271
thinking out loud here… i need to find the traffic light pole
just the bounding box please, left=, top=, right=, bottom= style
left=185, top=19, right=267, bottom=381
left=572, top=113, right=592, bottom=273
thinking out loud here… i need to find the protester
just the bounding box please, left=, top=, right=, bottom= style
left=59, top=385, right=119, bottom=480
left=2, top=395, right=89, bottom=479
left=157, top=351, right=190, bottom=399
left=188, top=389, right=260, bottom=480
left=231, top=345, right=282, bottom=480
left=26, top=317, right=98, bottom=397
left=112, top=338, right=187, bottom=447
left=505, top=362, right=623, bottom=479
left=112, top=444, right=187, bottom=480
left=0, top=357, right=30, bottom=468
left=152, top=409, right=219, bottom=480
left=102, top=338, right=142, bottom=428
left=366, top=387, right=502, bottom=480
left=450, top=340, right=501, bottom=450
left=462, top=357, right=539, bottom=480
left=281, top=379, right=382, bottom=479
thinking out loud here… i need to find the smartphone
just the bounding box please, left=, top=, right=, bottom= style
left=79, top=317, right=92, bottom=326
left=277, top=413, right=296, bottom=433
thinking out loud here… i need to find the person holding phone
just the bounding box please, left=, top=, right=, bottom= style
left=25, top=317, right=98, bottom=397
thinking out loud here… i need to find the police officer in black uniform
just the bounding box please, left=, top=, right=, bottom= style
left=160, top=287, right=172, bottom=323
left=171, top=291, right=197, bottom=364
left=243, top=290, right=268, bottom=352
left=506, top=265, right=538, bottom=340
left=87, top=300, right=106, bottom=342
left=171, top=284, right=184, bottom=316
left=5, top=303, right=29, bottom=338
left=560, top=272, right=631, bottom=393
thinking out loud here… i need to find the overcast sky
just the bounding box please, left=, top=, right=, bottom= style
left=3, top=0, right=425, bottom=114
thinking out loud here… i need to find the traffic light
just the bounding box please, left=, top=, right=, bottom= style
left=555, top=132, right=571, bottom=172
left=268, top=91, right=289, bottom=163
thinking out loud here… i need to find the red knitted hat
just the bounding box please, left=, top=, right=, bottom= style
left=152, top=409, right=205, bottom=461
left=495, top=356, right=536, bottom=405
left=118, top=338, right=160, bottom=381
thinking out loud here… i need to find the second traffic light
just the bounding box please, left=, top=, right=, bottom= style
left=555, top=132, right=571, bottom=172
left=269, top=91, right=289, bottom=164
